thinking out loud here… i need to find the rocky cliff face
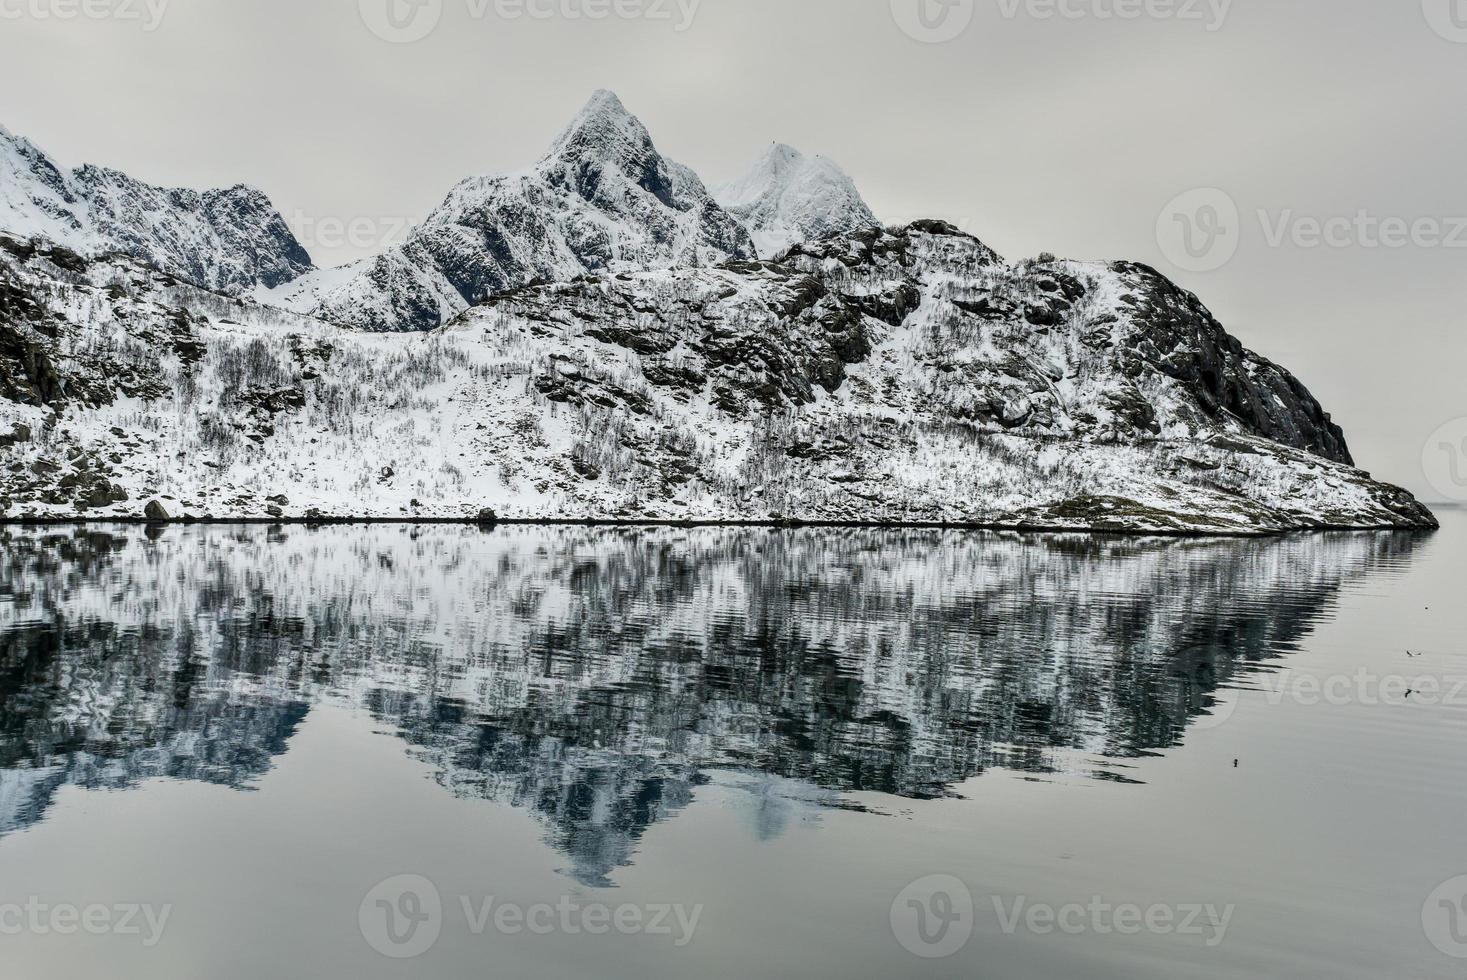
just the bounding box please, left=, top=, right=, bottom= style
left=0, top=124, right=311, bottom=294
left=267, top=91, right=756, bottom=332
left=0, top=222, right=1435, bottom=531
left=713, top=143, right=879, bottom=258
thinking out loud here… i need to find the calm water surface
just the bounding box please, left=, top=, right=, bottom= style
left=0, top=515, right=1463, bottom=978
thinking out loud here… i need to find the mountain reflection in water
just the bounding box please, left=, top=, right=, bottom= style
left=0, top=524, right=1423, bottom=886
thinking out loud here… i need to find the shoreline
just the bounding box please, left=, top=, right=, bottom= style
left=0, top=515, right=1441, bottom=540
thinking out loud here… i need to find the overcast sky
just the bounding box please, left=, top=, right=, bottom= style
left=1, top=0, right=1464, bottom=501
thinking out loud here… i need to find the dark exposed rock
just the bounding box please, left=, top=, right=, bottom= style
left=1109, top=261, right=1352, bottom=464
left=144, top=500, right=170, bottom=522
left=241, top=386, right=307, bottom=415
left=0, top=423, right=30, bottom=448
left=584, top=323, right=676, bottom=356
left=0, top=321, right=64, bottom=406
left=571, top=457, right=603, bottom=481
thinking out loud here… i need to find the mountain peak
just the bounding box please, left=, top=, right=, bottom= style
left=715, top=143, right=878, bottom=258
left=584, top=88, right=627, bottom=115
left=542, top=89, right=653, bottom=167
left=274, top=90, right=754, bottom=331
left=761, top=142, right=804, bottom=167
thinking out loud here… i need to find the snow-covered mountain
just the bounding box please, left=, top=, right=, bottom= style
left=0, top=221, right=1435, bottom=531
left=267, top=91, right=755, bottom=332
left=714, top=143, right=879, bottom=258
left=0, top=123, right=311, bottom=294
left=0, top=94, right=1438, bottom=531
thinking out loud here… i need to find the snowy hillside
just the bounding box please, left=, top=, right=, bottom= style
left=714, top=143, right=879, bottom=258
left=265, top=91, right=755, bottom=332
left=0, top=123, right=311, bottom=294
left=0, top=223, right=1435, bottom=532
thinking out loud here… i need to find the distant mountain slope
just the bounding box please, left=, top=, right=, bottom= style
left=0, top=223, right=1434, bottom=531
left=0, top=124, right=311, bottom=294
left=714, top=143, right=878, bottom=258
left=266, top=91, right=755, bottom=332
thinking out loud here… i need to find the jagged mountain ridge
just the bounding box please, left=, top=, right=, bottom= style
left=714, top=143, right=879, bottom=259
left=266, top=91, right=757, bottom=332
left=0, top=222, right=1435, bottom=530
left=0, top=94, right=880, bottom=333
left=0, top=123, right=312, bottom=294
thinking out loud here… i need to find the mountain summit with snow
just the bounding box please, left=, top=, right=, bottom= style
left=0, top=124, right=311, bottom=294
left=0, top=94, right=1439, bottom=532
left=269, top=90, right=755, bottom=332
left=714, top=143, right=879, bottom=258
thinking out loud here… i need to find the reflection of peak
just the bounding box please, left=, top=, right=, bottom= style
left=0, top=524, right=1425, bottom=885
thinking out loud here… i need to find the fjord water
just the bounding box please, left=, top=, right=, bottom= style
left=0, top=516, right=1462, bottom=979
